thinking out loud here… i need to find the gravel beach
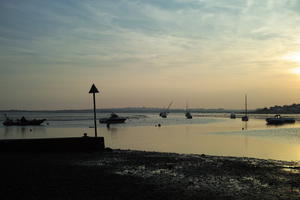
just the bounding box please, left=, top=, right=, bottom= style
left=0, top=149, right=300, bottom=200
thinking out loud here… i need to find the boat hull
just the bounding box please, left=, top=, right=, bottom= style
left=159, top=112, right=168, bottom=118
left=99, top=118, right=126, bottom=124
left=266, top=118, right=295, bottom=125
left=241, top=116, right=249, bottom=121
left=185, top=112, right=192, bottom=119
left=3, top=119, right=46, bottom=126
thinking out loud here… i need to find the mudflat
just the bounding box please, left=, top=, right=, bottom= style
left=0, top=149, right=299, bottom=200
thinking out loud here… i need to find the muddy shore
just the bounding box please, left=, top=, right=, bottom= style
left=0, top=149, right=299, bottom=200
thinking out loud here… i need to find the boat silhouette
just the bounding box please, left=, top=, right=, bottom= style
left=266, top=114, right=295, bottom=125
left=230, top=113, right=236, bottom=119
left=159, top=102, right=173, bottom=118
left=3, top=115, right=46, bottom=126
left=185, top=103, right=192, bottom=119
left=99, top=113, right=127, bottom=124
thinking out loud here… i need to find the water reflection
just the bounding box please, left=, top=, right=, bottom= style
left=5, top=126, right=47, bottom=134
left=4, top=127, right=9, bottom=136
left=0, top=126, right=47, bottom=139
left=99, top=121, right=300, bottom=161
left=242, top=121, right=248, bottom=130
left=2, top=118, right=300, bottom=160
left=243, top=132, right=249, bottom=157
left=106, top=127, right=118, bottom=137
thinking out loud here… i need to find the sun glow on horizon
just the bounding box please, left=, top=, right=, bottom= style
left=283, top=52, right=300, bottom=63
left=282, top=52, right=300, bottom=75
left=289, top=67, right=300, bottom=75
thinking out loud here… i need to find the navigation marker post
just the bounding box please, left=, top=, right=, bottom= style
left=89, top=84, right=99, bottom=137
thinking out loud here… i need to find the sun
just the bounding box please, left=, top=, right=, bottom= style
left=291, top=67, right=300, bottom=75
left=283, top=52, right=300, bottom=63
left=282, top=52, right=300, bottom=75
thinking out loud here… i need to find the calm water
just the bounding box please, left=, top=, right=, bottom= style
left=1, top=112, right=300, bottom=161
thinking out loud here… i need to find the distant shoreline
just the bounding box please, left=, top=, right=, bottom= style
left=0, top=108, right=244, bottom=113
left=3, top=103, right=300, bottom=114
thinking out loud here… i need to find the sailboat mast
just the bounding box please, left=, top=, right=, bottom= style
left=167, top=101, right=173, bottom=112
left=245, top=94, right=248, bottom=116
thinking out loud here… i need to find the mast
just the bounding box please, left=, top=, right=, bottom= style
left=166, top=101, right=173, bottom=113
left=245, top=94, right=248, bottom=116
left=186, top=102, right=188, bottom=113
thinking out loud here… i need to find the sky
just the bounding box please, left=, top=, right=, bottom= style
left=1, top=0, right=300, bottom=110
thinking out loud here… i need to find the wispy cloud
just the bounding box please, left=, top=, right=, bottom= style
left=1, top=0, right=300, bottom=109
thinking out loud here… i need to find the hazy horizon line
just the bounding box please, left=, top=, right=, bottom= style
left=0, top=107, right=250, bottom=113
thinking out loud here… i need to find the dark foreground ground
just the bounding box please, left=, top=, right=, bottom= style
left=0, top=149, right=300, bottom=200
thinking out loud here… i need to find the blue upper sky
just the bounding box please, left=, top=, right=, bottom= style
left=1, top=0, right=300, bottom=109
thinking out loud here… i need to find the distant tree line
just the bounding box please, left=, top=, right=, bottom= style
left=253, top=103, right=300, bottom=114
left=0, top=107, right=237, bottom=114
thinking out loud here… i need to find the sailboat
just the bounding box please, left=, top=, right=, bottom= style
left=241, top=94, right=249, bottom=121
left=159, top=102, right=173, bottom=118
left=185, top=103, right=192, bottom=119
left=230, top=113, right=236, bottom=119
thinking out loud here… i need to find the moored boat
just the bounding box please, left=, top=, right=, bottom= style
left=159, top=102, right=173, bottom=118
left=3, top=116, right=46, bottom=126
left=99, top=113, right=127, bottom=124
left=241, top=116, right=248, bottom=121
left=230, top=113, right=236, bottom=119
left=159, top=112, right=168, bottom=118
left=266, top=114, right=295, bottom=125
left=185, top=103, right=193, bottom=119
left=185, top=112, right=192, bottom=119
left=185, top=103, right=192, bottom=119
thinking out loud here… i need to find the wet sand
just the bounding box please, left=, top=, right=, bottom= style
left=1, top=149, right=300, bottom=200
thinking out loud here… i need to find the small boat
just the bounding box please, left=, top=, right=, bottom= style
left=241, top=116, right=248, bottom=121
left=266, top=114, right=295, bottom=125
left=159, top=102, right=173, bottom=118
left=230, top=113, right=236, bottom=119
left=185, top=112, right=192, bottom=119
left=99, top=113, right=127, bottom=124
left=159, top=112, right=168, bottom=118
left=241, top=94, right=249, bottom=121
left=3, top=115, right=46, bottom=126
left=185, top=103, right=192, bottom=119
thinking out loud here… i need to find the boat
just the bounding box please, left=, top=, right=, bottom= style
left=159, top=112, right=168, bottom=118
left=185, top=103, right=192, bottom=119
left=230, top=113, right=236, bottom=119
left=159, top=102, right=173, bottom=118
left=241, top=94, right=249, bottom=121
left=185, top=112, right=192, bottom=119
left=266, top=114, right=295, bottom=125
left=241, top=116, right=248, bottom=121
left=2, top=115, right=46, bottom=126
left=99, top=113, right=127, bottom=124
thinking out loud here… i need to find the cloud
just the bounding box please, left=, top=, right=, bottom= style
left=2, top=0, right=300, bottom=108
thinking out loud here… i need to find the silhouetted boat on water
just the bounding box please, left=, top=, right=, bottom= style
left=99, top=113, right=126, bottom=124
left=3, top=115, right=46, bottom=126
left=159, top=102, right=173, bottom=118
left=185, top=112, right=192, bottom=119
left=230, top=113, right=236, bottom=119
left=185, top=103, right=192, bottom=119
left=266, top=114, right=295, bottom=125
left=159, top=112, right=167, bottom=118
